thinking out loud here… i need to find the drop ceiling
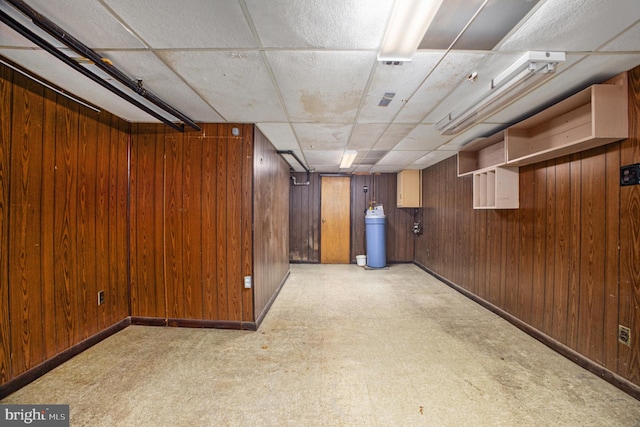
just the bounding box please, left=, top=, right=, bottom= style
left=1, top=0, right=639, bottom=173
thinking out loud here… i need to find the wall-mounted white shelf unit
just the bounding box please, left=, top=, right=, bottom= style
left=505, top=72, right=628, bottom=166
left=473, top=167, right=519, bottom=209
left=456, top=72, right=629, bottom=210
left=458, top=131, right=507, bottom=177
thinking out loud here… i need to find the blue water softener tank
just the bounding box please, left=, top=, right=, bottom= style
left=365, top=205, right=386, bottom=268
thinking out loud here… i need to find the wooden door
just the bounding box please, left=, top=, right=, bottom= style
left=320, top=176, right=351, bottom=263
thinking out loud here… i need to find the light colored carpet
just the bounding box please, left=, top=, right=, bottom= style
left=3, top=264, right=640, bottom=426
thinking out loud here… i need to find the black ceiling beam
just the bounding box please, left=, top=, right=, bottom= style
left=3, top=0, right=201, bottom=132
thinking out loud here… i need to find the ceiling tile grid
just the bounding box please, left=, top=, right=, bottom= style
left=266, top=50, right=377, bottom=124
left=1, top=0, right=639, bottom=173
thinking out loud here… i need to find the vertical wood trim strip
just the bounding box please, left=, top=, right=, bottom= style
left=578, top=147, right=607, bottom=364
left=0, top=63, right=12, bottom=382
left=164, top=131, right=183, bottom=319
left=216, top=128, right=228, bottom=320
left=95, top=112, right=111, bottom=331
left=9, top=75, right=45, bottom=375
left=41, top=89, right=56, bottom=359
left=552, top=157, right=571, bottom=342
left=567, top=154, right=582, bottom=350
left=242, top=125, right=254, bottom=322
left=183, top=132, right=203, bottom=319
left=53, top=97, right=79, bottom=353
left=531, top=164, right=547, bottom=331
left=77, top=109, right=99, bottom=340
left=201, top=125, right=218, bottom=320
left=543, top=159, right=557, bottom=336
left=604, top=143, right=620, bottom=371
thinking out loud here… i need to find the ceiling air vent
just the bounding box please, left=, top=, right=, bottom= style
left=378, top=92, right=396, bottom=107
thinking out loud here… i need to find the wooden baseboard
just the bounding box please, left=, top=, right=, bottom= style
left=167, top=318, right=257, bottom=331
left=130, top=316, right=257, bottom=331
left=0, top=318, right=130, bottom=400
left=413, top=261, right=640, bottom=401
left=130, top=316, right=167, bottom=326
left=255, top=269, right=290, bottom=329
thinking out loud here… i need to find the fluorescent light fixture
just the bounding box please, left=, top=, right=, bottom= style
left=339, top=150, right=358, bottom=169
left=277, top=150, right=309, bottom=173
left=378, top=0, right=444, bottom=62
left=436, top=51, right=566, bottom=136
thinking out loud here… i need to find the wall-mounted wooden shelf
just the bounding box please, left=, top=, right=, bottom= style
left=473, top=166, right=519, bottom=209
left=458, top=131, right=507, bottom=177
left=456, top=72, right=628, bottom=210
left=505, top=72, right=628, bottom=166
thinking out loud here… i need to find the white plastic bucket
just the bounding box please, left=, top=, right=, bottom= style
left=356, top=255, right=366, bottom=267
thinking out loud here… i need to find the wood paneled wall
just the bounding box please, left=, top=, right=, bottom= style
left=253, top=128, right=290, bottom=320
left=619, top=66, right=640, bottom=383
left=289, top=172, right=320, bottom=262
left=289, top=172, right=416, bottom=263
left=0, top=65, right=130, bottom=384
left=416, top=67, right=640, bottom=388
left=129, top=123, right=255, bottom=324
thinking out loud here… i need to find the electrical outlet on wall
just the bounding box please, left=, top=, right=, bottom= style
left=619, top=325, right=631, bottom=346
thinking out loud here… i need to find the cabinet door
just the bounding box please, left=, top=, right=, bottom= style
left=397, top=170, right=422, bottom=208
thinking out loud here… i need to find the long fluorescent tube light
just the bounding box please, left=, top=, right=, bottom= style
left=436, top=51, right=565, bottom=136
left=340, top=150, right=358, bottom=169
left=378, top=0, right=444, bottom=62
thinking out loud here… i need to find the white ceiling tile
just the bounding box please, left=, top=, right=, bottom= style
left=375, top=124, right=417, bottom=150
left=0, top=26, right=35, bottom=48
left=601, top=21, right=640, bottom=51
left=498, top=0, right=640, bottom=52
left=347, top=124, right=389, bottom=150
left=0, top=49, right=159, bottom=122
left=256, top=123, right=300, bottom=151
left=100, top=51, right=222, bottom=122
left=267, top=51, right=376, bottom=123
left=394, top=52, right=489, bottom=123
left=103, top=0, right=257, bottom=48
left=300, top=150, right=343, bottom=163
left=358, top=52, right=444, bottom=123
left=409, top=150, right=457, bottom=169
left=376, top=150, right=428, bottom=166
left=0, top=2, right=66, bottom=48
left=303, top=150, right=343, bottom=170
left=158, top=50, right=286, bottom=122
left=17, top=0, right=146, bottom=49
left=392, top=124, right=451, bottom=151
left=246, top=0, right=393, bottom=49
left=2, top=0, right=639, bottom=174
left=421, top=52, right=525, bottom=124
left=292, top=123, right=352, bottom=150
left=369, top=164, right=410, bottom=173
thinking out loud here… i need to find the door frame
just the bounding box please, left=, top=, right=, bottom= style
left=319, top=174, right=352, bottom=264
